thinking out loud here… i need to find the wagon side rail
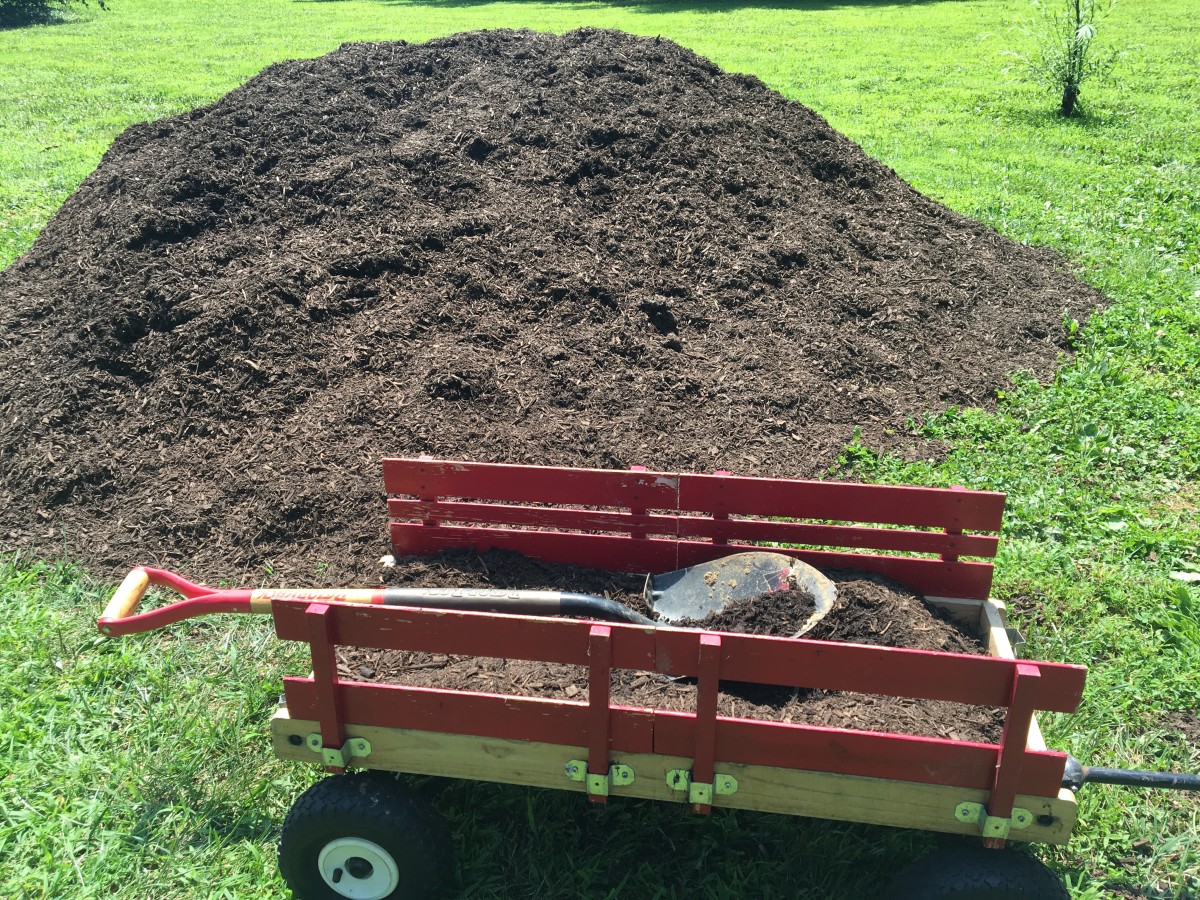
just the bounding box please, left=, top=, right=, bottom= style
left=272, top=598, right=1085, bottom=845
left=384, top=458, right=1006, bottom=601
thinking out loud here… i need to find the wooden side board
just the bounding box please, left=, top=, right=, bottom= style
left=273, top=593, right=1076, bottom=843
left=381, top=458, right=1008, bottom=531
left=383, top=458, right=1006, bottom=601
left=271, top=709, right=1077, bottom=844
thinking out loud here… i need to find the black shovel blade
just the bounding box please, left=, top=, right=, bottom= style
left=648, top=551, right=836, bottom=632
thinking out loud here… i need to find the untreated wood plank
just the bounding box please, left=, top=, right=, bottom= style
left=924, top=596, right=990, bottom=630
left=271, top=710, right=1077, bottom=844
left=978, top=601, right=1049, bottom=753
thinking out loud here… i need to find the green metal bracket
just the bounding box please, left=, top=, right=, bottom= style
left=714, top=773, right=739, bottom=796
left=665, top=769, right=739, bottom=804
left=565, top=760, right=635, bottom=797
left=305, top=733, right=372, bottom=768
left=954, top=801, right=1034, bottom=839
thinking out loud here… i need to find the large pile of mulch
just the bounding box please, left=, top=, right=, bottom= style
left=0, top=28, right=1102, bottom=586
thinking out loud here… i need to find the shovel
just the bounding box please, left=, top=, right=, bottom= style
left=98, top=552, right=837, bottom=637
left=647, top=551, right=837, bottom=637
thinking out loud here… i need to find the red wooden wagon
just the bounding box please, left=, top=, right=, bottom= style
left=99, top=458, right=1195, bottom=900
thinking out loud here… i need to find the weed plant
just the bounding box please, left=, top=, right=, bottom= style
left=1012, top=0, right=1120, bottom=116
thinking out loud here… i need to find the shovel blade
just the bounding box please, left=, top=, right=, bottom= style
left=648, top=552, right=836, bottom=633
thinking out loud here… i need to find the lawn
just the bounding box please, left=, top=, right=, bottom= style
left=1, top=0, right=1198, bottom=898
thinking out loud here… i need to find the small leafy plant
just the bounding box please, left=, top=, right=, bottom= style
left=1016, top=0, right=1120, bottom=116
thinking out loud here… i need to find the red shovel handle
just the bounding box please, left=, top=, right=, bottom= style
left=97, top=567, right=256, bottom=637
left=98, top=568, right=656, bottom=637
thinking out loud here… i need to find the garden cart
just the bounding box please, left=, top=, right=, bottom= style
left=99, top=458, right=1199, bottom=899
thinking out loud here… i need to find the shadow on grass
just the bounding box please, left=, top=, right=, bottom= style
left=0, top=9, right=63, bottom=29
left=125, top=753, right=282, bottom=852
left=438, top=779, right=940, bottom=898
left=128, top=790, right=279, bottom=851
left=969, top=89, right=1126, bottom=131
left=0, top=1, right=99, bottom=30
left=999, top=103, right=1121, bottom=129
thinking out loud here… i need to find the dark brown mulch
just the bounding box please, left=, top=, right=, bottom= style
left=681, top=588, right=820, bottom=637
left=338, top=550, right=1004, bottom=742
left=0, top=29, right=1101, bottom=587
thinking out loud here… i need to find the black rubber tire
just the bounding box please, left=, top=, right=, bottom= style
left=887, top=845, right=1069, bottom=900
left=278, top=771, right=453, bottom=900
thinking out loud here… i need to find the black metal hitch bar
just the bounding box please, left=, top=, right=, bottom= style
left=1062, top=756, right=1200, bottom=792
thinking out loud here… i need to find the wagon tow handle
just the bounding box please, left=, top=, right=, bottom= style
left=98, top=566, right=657, bottom=637
left=1062, top=755, right=1200, bottom=792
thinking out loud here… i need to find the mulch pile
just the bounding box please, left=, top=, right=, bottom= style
left=0, top=27, right=1100, bottom=589
left=0, top=28, right=1071, bottom=739
left=343, top=549, right=1003, bottom=741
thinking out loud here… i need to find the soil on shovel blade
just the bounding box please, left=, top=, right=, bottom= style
left=0, top=29, right=1102, bottom=587
left=338, top=550, right=1003, bottom=742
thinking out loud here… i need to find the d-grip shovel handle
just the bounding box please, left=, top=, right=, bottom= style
left=98, top=567, right=264, bottom=636
left=100, top=568, right=153, bottom=623
left=99, top=567, right=656, bottom=637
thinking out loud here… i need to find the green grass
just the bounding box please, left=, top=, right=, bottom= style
left=0, top=560, right=306, bottom=898
left=2, top=0, right=1198, bottom=897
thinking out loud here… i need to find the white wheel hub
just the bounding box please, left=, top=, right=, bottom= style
left=317, top=836, right=401, bottom=900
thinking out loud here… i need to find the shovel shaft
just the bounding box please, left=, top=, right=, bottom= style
left=379, top=588, right=654, bottom=625
left=1082, top=767, right=1200, bottom=791
left=99, top=568, right=654, bottom=636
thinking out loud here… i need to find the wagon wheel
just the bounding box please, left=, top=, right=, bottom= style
left=278, top=771, right=453, bottom=900
left=886, top=844, right=1069, bottom=900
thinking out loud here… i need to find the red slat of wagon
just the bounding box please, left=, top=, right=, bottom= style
left=270, top=458, right=1086, bottom=846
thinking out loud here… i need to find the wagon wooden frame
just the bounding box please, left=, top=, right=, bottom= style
left=267, top=458, right=1087, bottom=848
